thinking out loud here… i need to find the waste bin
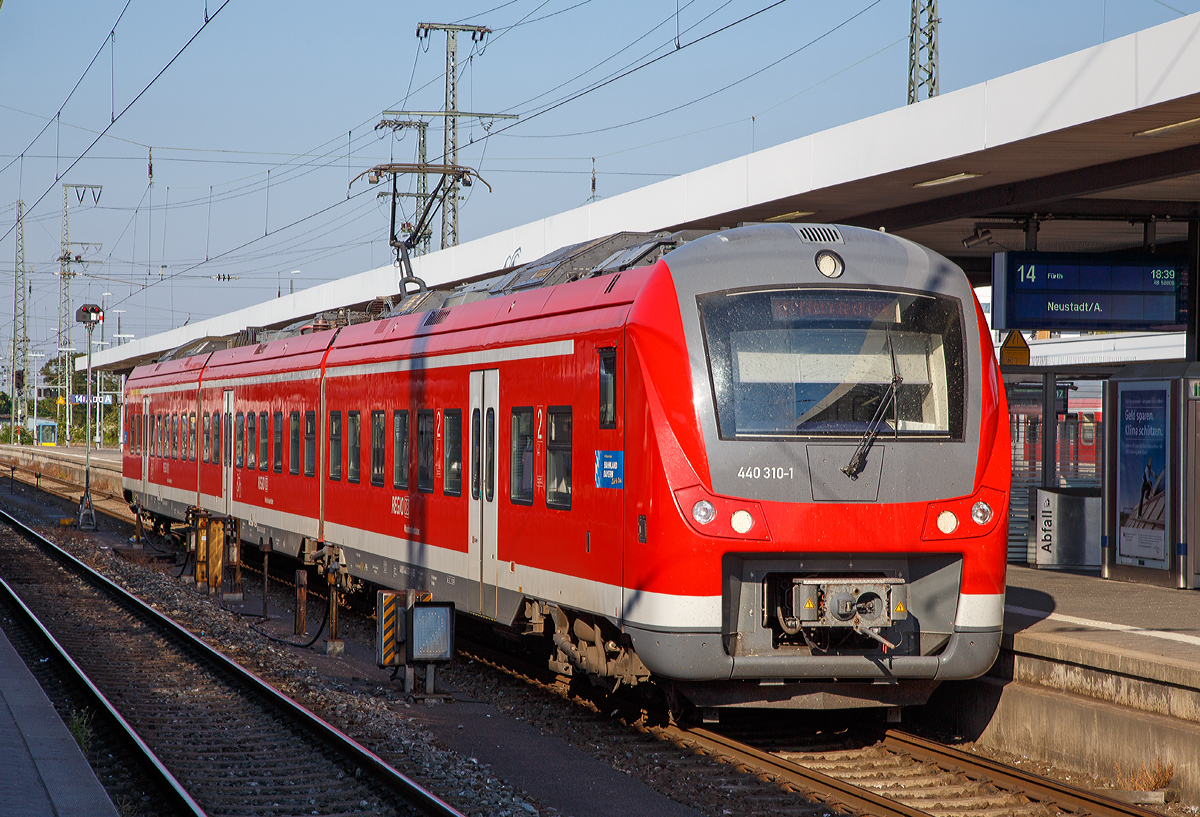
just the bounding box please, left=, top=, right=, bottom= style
left=1028, top=487, right=1102, bottom=568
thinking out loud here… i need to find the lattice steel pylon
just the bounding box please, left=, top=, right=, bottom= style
left=908, top=0, right=939, bottom=105
left=57, top=183, right=102, bottom=443
left=12, top=200, right=28, bottom=438
left=415, top=23, right=514, bottom=251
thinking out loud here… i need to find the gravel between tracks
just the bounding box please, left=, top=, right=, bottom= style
left=4, top=486, right=1195, bottom=817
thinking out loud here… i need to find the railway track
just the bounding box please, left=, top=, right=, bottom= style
left=0, top=507, right=463, bottom=817
left=456, top=633, right=1163, bottom=817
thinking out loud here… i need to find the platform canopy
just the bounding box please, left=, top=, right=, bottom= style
left=90, top=12, right=1200, bottom=374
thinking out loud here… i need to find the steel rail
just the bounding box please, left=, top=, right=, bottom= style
left=883, top=730, right=1161, bottom=817
left=0, top=572, right=206, bottom=816
left=0, top=507, right=465, bottom=817
left=670, top=724, right=931, bottom=817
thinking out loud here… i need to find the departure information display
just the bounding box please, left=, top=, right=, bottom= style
left=992, top=251, right=1188, bottom=332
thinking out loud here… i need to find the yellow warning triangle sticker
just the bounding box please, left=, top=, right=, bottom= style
left=896, top=601, right=906, bottom=613
left=803, top=598, right=815, bottom=609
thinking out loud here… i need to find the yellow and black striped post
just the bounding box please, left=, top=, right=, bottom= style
left=376, top=590, right=402, bottom=667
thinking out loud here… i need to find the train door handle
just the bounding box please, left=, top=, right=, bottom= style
left=472, top=536, right=478, bottom=543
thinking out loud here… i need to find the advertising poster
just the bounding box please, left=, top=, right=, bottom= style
left=1116, top=384, right=1169, bottom=568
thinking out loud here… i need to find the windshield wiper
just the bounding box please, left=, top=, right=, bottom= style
left=842, top=328, right=902, bottom=480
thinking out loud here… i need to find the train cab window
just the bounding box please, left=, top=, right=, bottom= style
left=172, top=414, right=179, bottom=460
left=203, top=413, right=211, bottom=463
left=698, top=288, right=965, bottom=440
left=416, top=410, right=435, bottom=493
left=510, top=408, right=534, bottom=505
left=471, top=409, right=481, bottom=500
left=546, top=407, right=572, bottom=510
left=370, top=410, right=385, bottom=486
left=392, top=410, right=409, bottom=489
left=598, top=349, right=617, bottom=429
left=304, top=411, right=316, bottom=477
left=347, top=411, right=361, bottom=483
left=289, top=411, right=301, bottom=476
left=258, top=413, right=268, bottom=472
left=235, top=413, right=245, bottom=468
left=246, top=413, right=257, bottom=469
left=273, top=412, right=284, bottom=473
left=443, top=409, right=462, bottom=497
left=329, top=411, right=342, bottom=480
left=189, top=413, right=197, bottom=461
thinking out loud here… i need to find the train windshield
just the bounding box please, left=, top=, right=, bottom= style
left=699, top=288, right=965, bottom=439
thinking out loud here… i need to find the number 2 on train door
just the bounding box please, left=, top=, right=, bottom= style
left=535, top=406, right=545, bottom=491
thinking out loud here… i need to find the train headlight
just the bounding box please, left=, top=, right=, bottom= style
left=936, top=510, right=959, bottom=534
left=692, top=500, right=716, bottom=525
left=814, top=249, right=845, bottom=278
left=971, top=501, right=993, bottom=526
left=730, top=509, right=754, bottom=534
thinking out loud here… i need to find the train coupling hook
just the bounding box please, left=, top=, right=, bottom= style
left=852, top=620, right=897, bottom=650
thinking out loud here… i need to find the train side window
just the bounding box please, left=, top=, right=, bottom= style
left=471, top=409, right=481, bottom=500
left=189, top=413, right=197, bottom=462
left=149, top=415, right=156, bottom=458
left=510, top=408, right=534, bottom=505
left=224, top=412, right=232, bottom=467
left=203, top=413, right=211, bottom=463
left=598, top=348, right=617, bottom=429
left=329, top=411, right=342, bottom=480
left=304, top=411, right=316, bottom=477
left=289, top=411, right=300, bottom=476
left=444, top=409, right=462, bottom=497
left=546, top=407, right=572, bottom=510
left=273, top=411, right=284, bottom=473
left=259, top=413, right=269, bottom=472
left=417, top=410, right=435, bottom=492
left=1081, top=420, right=1095, bottom=445
left=235, top=413, right=245, bottom=467
left=172, top=413, right=179, bottom=460
left=370, top=410, right=386, bottom=486
left=393, top=410, right=409, bottom=489
left=347, top=411, right=361, bottom=483
left=212, top=412, right=221, bottom=466
left=485, top=408, right=495, bottom=502
left=246, top=412, right=257, bottom=469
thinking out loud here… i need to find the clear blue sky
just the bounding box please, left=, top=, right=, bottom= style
left=1, top=0, right=1197, bottom=357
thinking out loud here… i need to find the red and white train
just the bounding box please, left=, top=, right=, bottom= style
left=123, top=223, right=1009, bottom=711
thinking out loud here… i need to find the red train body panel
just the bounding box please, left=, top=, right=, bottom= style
left=124, top=224, right=1010, bottom=710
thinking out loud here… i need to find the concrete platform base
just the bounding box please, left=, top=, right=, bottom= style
left=936, top=676, right=1200, bottom=802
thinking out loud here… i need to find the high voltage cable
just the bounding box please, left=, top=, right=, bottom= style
left=0, top=0, right=234, bottom=247
left=0, top=0, right=134, bottom=181
left=501, top=0, right=884, bottom=139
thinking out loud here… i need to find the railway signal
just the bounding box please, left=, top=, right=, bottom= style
left=75, top=303, right=104, bottom=530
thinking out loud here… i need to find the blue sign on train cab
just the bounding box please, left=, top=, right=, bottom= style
left=594, top=450, right=624, bottom=489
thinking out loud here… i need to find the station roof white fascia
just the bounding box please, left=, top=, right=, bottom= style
left=87, top=12, right=1200, bottom=373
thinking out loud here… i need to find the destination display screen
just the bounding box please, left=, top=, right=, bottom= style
left=992, top=251, right=1188, bottom=332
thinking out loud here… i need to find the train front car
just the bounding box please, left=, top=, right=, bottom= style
left=622, top=223, right=1009, bottom=711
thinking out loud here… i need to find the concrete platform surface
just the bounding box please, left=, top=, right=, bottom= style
left=1005, top=565, right=1200, bottom=697
left=0, top=626, right=118, bottom=817
left=0, top=443, right=122, bottom=469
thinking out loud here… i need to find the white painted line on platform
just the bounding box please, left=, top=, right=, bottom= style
left=1006, top=604, right=1200, bottom=648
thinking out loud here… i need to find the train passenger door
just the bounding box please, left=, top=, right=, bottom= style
left=140, top=396, right=150, bottom=498
left=222, top=390, right=234, bottom=515
left=468, top=369, right=500, bottom=617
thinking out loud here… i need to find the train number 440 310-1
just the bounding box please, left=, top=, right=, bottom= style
left=737, top=466, right=794, bottom=480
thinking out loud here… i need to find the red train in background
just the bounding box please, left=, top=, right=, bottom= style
left=123, top=223, right=1010, bottom=712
